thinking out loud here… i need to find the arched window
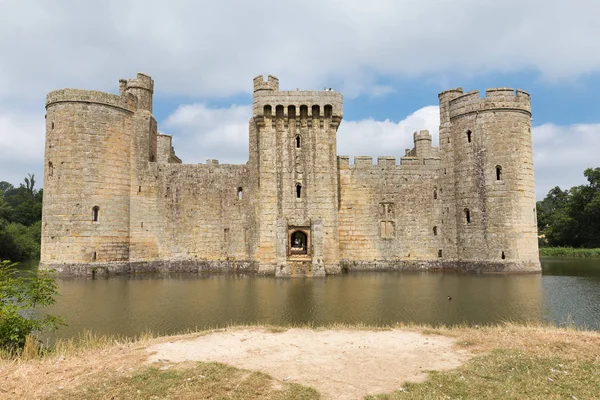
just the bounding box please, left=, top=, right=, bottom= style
left=263, top=105, right=272, bottom=117
left=312, top=105, right=320, bottom=118
left=237, top=187, right=243, bottom=200
left=288, top=105, right=296, bottom=119
left=296, top=135, right=301, bottom=149
left=496, top=165, right=502, bottom=181
left=466, top=130, right=472, bottom=143
left=324, top=104, right=333, bottom=118
left=92, top=206, right=99, bottom=222
left=296, top=183, right=302, bottom=198
left=300, top=105, right=308, bottom=118
left=290, top=231, right=308, bottom=254
left=464, top=208, right=471, bottom=224
left=276, top=105, right=284, bottom=118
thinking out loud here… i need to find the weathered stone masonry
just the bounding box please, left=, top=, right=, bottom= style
left=41, top=73, right=540, bottom=276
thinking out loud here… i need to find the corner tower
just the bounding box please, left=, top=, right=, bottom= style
left=439, top=88, right=540, bottom=271
left=249, top=75, right=343, bottom=276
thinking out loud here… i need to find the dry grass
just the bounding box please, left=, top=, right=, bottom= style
left=1, top=323, right=599, bottom=399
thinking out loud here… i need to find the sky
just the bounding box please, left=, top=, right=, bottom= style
left=1, top=0, right=599, bottom=200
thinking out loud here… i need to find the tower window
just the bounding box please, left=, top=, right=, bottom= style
left=496, top=166, right=502, bottom=181
left=92, top=206, right=99, bottom=222
left=288, top=105, right=296, bottom=119
left=433, top=226, right=438, bottom=236
left=92, top=251, right=97, bottom=261
left=501, top=251, right=506, bottom=260
left=296, top=135, right=301, bottom=149
left=238, top=187, right=243, bottom=200
left=296, top=184, right=302, bottom=198
left=464, top=208, right=471, bottom=224
left=48, top=161, right=54, bottom=177
left=300, top=105, right=308, bottom=118
left=438, top=249, right=443, bottom=258
left=51, top=122, right=55, bottom=130
left=466, top=130, right=472, bottom=143
left=263, top=105, right=272, bottom=117
left=276, top=105, right=284, bottom=118
left=324, top=104, right=333, bottom=118
left=433, top=188, right=438, bottom=199
left=312, top=105, right=320, bottom=117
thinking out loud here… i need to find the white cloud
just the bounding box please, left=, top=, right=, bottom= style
left=532, top=123, right=600, bottom=199
left=1, top=0, right=600, bottom=100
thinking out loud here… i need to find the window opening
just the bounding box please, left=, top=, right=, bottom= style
left=224, top=228, right=230, bottom=243
left=276, top=105, right=284, bottom=118
left=501, top=251, right=506, bottom=260
left=380, top=203, right=395, bottom=238
left=290, top=231, right=308, bottom=255
left=138, top=186, right=142, bottom=193
left=92, top=206, right=99, bottom=222
left=324, top=104, right=333, bottom=118
left=288, top=105, right=296, bottom=119
left=296, top=135, right=301, bottom=148
left=465, top=208, right=471, bottom=224
left=496, top=166, right=502, bottom=181
left=238, top=187, right=243, bottom=200
left=296, top=184, right=302, bottom=198
left=300, top=105, right=308, bottom=118
left=92, top=252, right=97, bottom=261
left=312, top=105, right=320, bottom=118
left=433, top=226, right=438, bottom=236
left=141, top=222, right=144, bottom=228
left=433, top=188, right=437, bottom=199
left=438, top=249, right=443, bottom=258
left=48, top=161, right=54, bottom=177
left=263, top=105, right=272, bottom=117
left=467, top=130, right=472, bottom=143
left=51, top=122, right=55, bottom=130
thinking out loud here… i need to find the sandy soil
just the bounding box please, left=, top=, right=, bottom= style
left=146, top=328, right=472, bottom=399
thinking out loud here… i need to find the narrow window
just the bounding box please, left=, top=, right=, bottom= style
left=300, top=105, right=308, bottom=118
left=141, top=222, right=144, bottom=228
left=465, top=208, right=471, bottom=224
left=296, top=135, right=301, bottom=149
left=447, top=137, right=450, bottom=143
left=433, top=226, right=438, bottom=236
left=324, top=104, right=333, bottom=118
left=48, top=161, right=54, bottom=177
left=296, top=184, right=302, bottom=198
left=433, top=188, right=438, bottom=199
left=438, top=249, right=443, bottom=258
left=312, top=105, right=320, bottom=118
left=288, top=105, right=296, bottom=119
left=92, top=206, right=99, bottom=222
left=238, top=187, right=243, bottom=200
left=276, top=105, right=284, bottom=118
left=501, top=251, right=506, bottom=260
left=138, top=185, right=142, bottom=193
left=224, top=228, right=230, bottom=243
left=51, top=122, right=55, bottom=130
left=496, top=166, right=502, bottom=181
left=263, top=105, right=272, bottom=117
left=92, top=251, right=97, bottom=261
left=466, top=130, right=472, bottom=143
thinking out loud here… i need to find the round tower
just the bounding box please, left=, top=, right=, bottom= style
left=125, top=73, right=154, bottom=112
left=446, top=88, right=540, bottom=272
left=41, top=89, right=136, bottom=272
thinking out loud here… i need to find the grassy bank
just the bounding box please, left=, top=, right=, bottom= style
left=1, top=323, right=599, bottom=399
left=539, top=246, right=600, bottom=258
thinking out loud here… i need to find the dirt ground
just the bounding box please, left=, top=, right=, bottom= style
left=146, top=328, right=472, bottom=399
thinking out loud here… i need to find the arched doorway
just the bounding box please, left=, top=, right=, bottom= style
left=290, top=230, right=308, bottom=255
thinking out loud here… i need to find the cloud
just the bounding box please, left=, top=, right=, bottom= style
left=0, top=110, right=45, bottom=186
left=1, top=0, right=600, bottom=100
left=532, top=123, right=600, bottom=199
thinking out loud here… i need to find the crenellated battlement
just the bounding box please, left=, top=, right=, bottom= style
left=126, top=73, right=154, bottom=92
left=253, top=75, right=279, bottom=92
left=46, top=89, right=137, bottom=113
left=448, top=88, right=531, bottom=119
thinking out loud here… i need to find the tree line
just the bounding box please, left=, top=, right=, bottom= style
left=0, top=174, right=43, bottom=261
left=536, top=167, right=600, bottom=248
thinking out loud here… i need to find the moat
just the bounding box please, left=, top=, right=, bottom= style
left=36, top=257, right=600, bottom=339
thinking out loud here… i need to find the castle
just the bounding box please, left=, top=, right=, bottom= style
left=40, top=73, right=540, bottom=276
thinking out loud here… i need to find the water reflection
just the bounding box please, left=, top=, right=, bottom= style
left=36, top=257, right=600, bottom=339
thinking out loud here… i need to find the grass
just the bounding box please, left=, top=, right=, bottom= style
left=54, top=361, right=319, bottom=400
left=1, top=322, right=599, bottom=399
left=539, top=246, right=600, bottom=258
left=368, top=349, right=600, bottom=399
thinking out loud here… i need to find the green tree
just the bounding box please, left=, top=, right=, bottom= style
left=0, top=260, right=64, bottom=352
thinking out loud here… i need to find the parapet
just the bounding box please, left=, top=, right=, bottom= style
left=252, top=76, right=343, bottom=118
left=46, top=89, right=137, bottom=113
left=126, top=73, right=154, bottom=93
left=448, top=88, right=531, bottom=119
left=253, top=75, right=279, bottom=92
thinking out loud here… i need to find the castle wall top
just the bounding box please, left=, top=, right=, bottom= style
left=252, top=75, right=343, bottom=117
left=126, top=73, right=154, bottom=92
left=46, top=89, right=137, bottom=113
left=448, top=88, right=531, bottom=119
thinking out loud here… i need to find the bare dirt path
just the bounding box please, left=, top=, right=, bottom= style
left=146, top=328, right=472, bottom=400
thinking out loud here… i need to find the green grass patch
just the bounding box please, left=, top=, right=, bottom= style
left=54, top=361, right=320, bottom=400
left=539, top=247, right=600, bottom=258
left=367, top=349, right=600, bottom=400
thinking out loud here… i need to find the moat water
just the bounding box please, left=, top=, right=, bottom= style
left=20, top=257, right=600, bottom=339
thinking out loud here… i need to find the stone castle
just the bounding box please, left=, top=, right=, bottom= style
left=40, top=73, right=540, bottom=276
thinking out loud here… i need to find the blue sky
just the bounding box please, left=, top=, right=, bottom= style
left=1, top=0, right=599, bottom=200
